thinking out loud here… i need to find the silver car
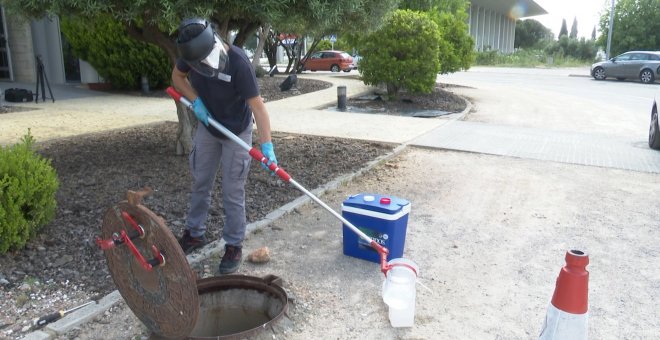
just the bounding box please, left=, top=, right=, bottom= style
left=591, top=51, right=660, bottom=84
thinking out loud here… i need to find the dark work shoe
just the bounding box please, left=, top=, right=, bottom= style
left=177, top=230, right=207, bottom=254
left=218, top=244, right=243, bottom=274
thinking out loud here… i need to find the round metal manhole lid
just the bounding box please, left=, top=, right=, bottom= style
left=101, top=201, right=199, bottom=339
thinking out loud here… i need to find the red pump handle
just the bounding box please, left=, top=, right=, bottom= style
left=165, top=87, right=183, bottom=103
left=370, top=241, right=391, bottom=276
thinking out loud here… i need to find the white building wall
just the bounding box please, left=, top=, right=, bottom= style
left=467, top=4, right=519, bottom=53
left=30, top=17, right=65, bottom=84
left=6, top=13, right=34, bottom=82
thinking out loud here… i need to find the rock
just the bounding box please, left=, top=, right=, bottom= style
left=247, top=247, right=271, bottom=263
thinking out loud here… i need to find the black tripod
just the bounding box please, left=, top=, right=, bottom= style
left=35, top=55, right=55, bottom=103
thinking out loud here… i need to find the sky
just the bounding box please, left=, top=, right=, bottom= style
left=530, top=0, right=612, bottom=39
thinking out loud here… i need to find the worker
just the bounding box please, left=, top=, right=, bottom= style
left=171, top=17, right=277, bottom=274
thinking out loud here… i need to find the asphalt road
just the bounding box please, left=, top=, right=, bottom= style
left=438, top=66, right=659, bottom=139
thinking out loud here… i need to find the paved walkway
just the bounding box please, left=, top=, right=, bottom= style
left=3, top=72, right=659, bottom=173
left=411, top=120, right=660, bottom=174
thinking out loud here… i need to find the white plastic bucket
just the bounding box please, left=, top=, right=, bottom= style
left=381, top=258, right=419, bottom=327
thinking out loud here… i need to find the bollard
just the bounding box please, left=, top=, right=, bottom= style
left=141, top=75, right=150, bottom=94
left=337, top=86, right=347, bottom=112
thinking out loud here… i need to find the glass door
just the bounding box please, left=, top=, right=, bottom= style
left=61, top=32, right=80, bottom=82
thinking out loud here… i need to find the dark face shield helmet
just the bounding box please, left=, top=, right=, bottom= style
left=176, top=18, right=228, bottom=78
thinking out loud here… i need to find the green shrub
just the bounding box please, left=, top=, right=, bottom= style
left=360, top=10, right=441, bottom=100
left=60, top=15, right=171, bottom=90
left=0, top=131, right=59, bottom=253
left=475, top=49, right=498, bottom=65
left=316, top=39, right=332, bottom=51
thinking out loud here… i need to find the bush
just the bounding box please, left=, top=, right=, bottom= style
left=316, top=40, right=332, bottom=51
left=475, top=49, right=498, bottom=65
left=360, top=10, right=441, bottom=99
left=0, top=131, right=59, bottom=253
left=544, top=37, right=596, bottom=62
left=60, top=15, right=171, bottom=90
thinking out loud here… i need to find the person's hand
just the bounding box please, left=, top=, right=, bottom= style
left=192, top=97, right=210, bottom=126
left=260, top=142, right=277, bottom=172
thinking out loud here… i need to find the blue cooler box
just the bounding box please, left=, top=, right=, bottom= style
left=341, top=193, right=411, bottom=263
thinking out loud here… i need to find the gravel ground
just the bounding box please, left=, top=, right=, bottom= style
left=0, top=76, right=463, bottom=339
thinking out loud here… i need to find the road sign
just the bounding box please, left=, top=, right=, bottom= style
left=329, top=35, right=337, bottom=43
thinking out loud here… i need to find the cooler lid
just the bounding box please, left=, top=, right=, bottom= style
left=342, top=193, right=410, bottom=214
left=99, top=190, right=199, bottom=339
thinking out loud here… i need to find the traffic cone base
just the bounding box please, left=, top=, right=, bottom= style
left=539, top=303, right=588, bottom=339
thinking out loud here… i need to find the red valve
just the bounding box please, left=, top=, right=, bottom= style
left=380, top=197, right=391, bottom=205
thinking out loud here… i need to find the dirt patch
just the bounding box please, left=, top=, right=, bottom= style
left=346, top=84, right=467, bottom=116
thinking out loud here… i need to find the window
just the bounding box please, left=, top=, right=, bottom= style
left=615, top=53, right=632, bottom=61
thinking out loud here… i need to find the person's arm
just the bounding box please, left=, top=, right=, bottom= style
left=247, top=96, right=272, bottom=144
left=172, top=65, right=210, bottom=126
left=171, top=65, right=199, bottom=101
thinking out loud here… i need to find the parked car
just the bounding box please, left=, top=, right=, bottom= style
left=591, top=51, right=660, bottom=84
left=649, top=98, right=660, bottom=150
left=350, top=53, right=362, bottom=70
left=301, top=50, right=353, bottom=72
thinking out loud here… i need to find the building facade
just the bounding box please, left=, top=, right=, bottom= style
left=468, top=0, right=546, bottom=53
left=0, top=8, right=100, bottom=85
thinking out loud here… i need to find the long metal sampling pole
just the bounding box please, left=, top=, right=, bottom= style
left=165, top=87, right=391, bottom=271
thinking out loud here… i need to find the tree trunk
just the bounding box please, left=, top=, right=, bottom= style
left=175, top=102, right=197, bottom=155
left=252, top=24, right=270, bottom=70
left=296, top=38, right=321, bottom=73
left=386, top=83, right=399, bottom=101
left=233, top=21, right=260, bottom=47
left=264, top=30, right=279, bottom=69
left=125, top=22, right=194, bottom=155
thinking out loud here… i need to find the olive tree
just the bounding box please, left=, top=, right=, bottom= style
left=359, top=10, right=441, bottom=100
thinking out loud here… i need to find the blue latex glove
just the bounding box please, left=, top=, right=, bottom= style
left=260, top=142, right=278, bottom=171
left=192, top=97, right=210, bottom=126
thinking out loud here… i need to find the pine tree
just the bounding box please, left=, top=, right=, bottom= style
left=570, top=17, right=578, bottom=38
left=591, top=26, right=596, bottom=40
left=559, top=18, right=568, bottom=38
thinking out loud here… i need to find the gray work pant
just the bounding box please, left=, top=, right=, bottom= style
left=186, top=122, right=252, bottom=246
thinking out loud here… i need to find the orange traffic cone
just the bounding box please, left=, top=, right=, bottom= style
left=539, top=250, right=589, bottom=340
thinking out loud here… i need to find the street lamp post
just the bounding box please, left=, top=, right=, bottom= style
left=606, top=0, right=615, bottom=59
